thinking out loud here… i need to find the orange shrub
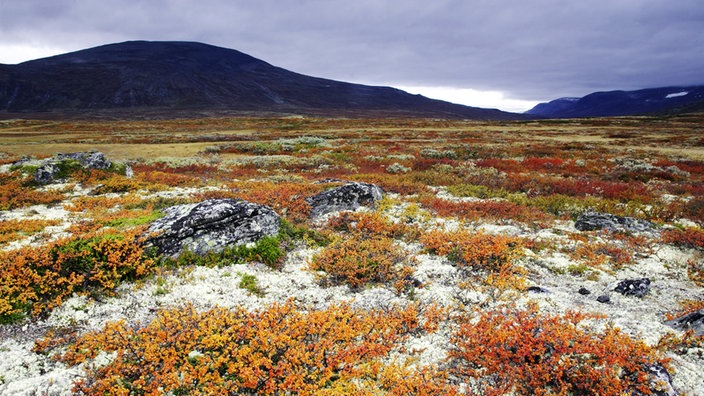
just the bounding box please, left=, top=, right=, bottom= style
left=570, top=240, right=633, bottom=270
left=661, top=227, right=704, bottom=250
left=420, top=229, right=523, bottom=272
left=310, top=235, right=411, bottom=289
left=0, top=218, right=61, bottom=245
left=326, top=211, right=420, bottom=241
left=37, top=301, right=452, bottom=395
left=418, top=195, right=550, bottom=224
left=450, top=305, right=668, bottom=395
left=0, top=172, right=66, bottom=210
left=0, top=228, right=154, bottom=322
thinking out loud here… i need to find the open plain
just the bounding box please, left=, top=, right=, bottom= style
left=0, top=114, right=703, bottom=395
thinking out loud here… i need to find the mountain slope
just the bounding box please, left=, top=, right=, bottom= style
left=526, top=86, right=704, bottom=118
left=0, top=41, right=522, bottom=119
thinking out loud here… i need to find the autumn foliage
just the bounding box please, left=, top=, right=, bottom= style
left=420, top=229, right=523, bottom=272
left=37, top=301, right=453, bottom=395
left=450, top=305, right=669, bottom=395
left=0, top=228, right=153, bottom=322
left=310, top=235, right=412, bottom=289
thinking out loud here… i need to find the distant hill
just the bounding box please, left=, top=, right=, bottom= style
left=526, top=86, right=704, bottom=118
left=0, top=41, right=524, bottom=120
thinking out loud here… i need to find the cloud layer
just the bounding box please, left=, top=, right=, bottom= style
left=1, top=0, right=703, bottom=108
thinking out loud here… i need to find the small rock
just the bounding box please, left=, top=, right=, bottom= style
left=665, top=309, right=704, bottom=337
left=578, top=287, right=591, bottom=295
left=614, top=278, right=651, bottom=297
left=575, top=211, right=655, bottom=233
left=597, top=294, right=611, bottom=303
left=306, top=182, right=383, bottom=218
left=146, top=199, right=280, bottom=257
left=526, top=286, right=550, bottom=293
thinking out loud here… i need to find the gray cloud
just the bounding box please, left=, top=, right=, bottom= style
left=1, top=0, right=702, bottom=102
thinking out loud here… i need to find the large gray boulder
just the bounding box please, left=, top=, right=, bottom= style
left=146, top=199, right=280, bottom=257
left=575, top=211, right=655, bottom=233
left=306, top=182, right=383, bottom=218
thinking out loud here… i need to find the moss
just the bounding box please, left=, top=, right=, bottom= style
left=238, top=273, right=264, bottom=296
left=103, top=210, right=165, bottom=228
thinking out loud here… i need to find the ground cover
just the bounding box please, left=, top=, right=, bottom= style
left=0, top=114, right=703, bottom=394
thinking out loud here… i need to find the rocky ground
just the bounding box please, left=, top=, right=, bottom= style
left=0, top=169, right=702, bottom=394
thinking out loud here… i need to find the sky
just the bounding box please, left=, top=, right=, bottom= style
left=1, top=0, right=703, bottom=113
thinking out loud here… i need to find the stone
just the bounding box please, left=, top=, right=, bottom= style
left=614, top=278, right=651, bottom=297
left=596, top=294, right=611, bottom=303
left=526, top=286, right=550, bottom=293
left=55, top=152, right=111, bottom=170
left=665, top=309, right=704, bottom=336
left=574, top=211, right=655, bottom=233
left=638, top=364, right=677, bottom=396
left=578, top=287, right=591, bottom=295
left=23, top=151, right=117, bottom=184
left=34, top=163, right=61, bottom=185
left=306, top=182, right=383, bottom=218
left=146, top=198, right=280, bottom=257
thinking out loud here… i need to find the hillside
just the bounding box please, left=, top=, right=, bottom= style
left=0, top=41, right=523, bottom=120
left=526, top=85, right=704, bottom=118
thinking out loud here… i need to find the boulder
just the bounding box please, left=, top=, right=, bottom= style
left=55, top=152, right=112, bottom=170
left=575, top=211, right=655, bottom=233
left=306, top=182, right=383, bottom=218
left=146, top=199, right=280, bottom=257
left=21, top=151, right=117, bottom=184
left=34, top=163, right=61, bottom=185
left=665, top=309, right=704, bottom=336
left=614, top=278, right=651, bottom=297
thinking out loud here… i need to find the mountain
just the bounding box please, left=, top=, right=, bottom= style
left=0, top=41, right=523, bottom=119
left=526, top=86, right=704, bottom=118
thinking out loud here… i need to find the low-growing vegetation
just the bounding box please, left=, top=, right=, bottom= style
left=450, top=305, right=669, bottom=395
left=0, top=228, right=153, bottom=322
left=1, top=114, right=703, bottom=393
left=34, top=301, right=451, bottom=395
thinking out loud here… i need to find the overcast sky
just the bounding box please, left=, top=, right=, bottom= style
left=1, top=0, right=702, bottom=112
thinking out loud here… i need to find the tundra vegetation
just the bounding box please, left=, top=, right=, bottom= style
left=1, top=114, right=703, bottom=394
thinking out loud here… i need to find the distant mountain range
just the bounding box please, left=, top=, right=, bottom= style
left=0, top=41, right=523, bottom=120
left=526, top=85, right=704, bottom=118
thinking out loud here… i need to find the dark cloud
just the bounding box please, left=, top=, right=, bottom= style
left=1, top=0, right=702, bottom=104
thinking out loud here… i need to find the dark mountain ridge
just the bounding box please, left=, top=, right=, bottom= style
left=0, top=41, right=523, bottom=119
left=526, top=86, right=704, bottom=118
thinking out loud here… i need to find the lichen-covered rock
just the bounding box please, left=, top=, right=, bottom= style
left=55, top=152, right=112, bottom=170
left=665, top=309, right=704, bottom=336
left=575, top=211, right=655, bottom=233
left=146, top=199, right=280, bottom=257
left=614, top=278, right=651, bottom=297
left=34, top=163, right=61, bottom=185
left=306, top=182, right=383, bottom=218
left=15, top=151, right=122, bottom=184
